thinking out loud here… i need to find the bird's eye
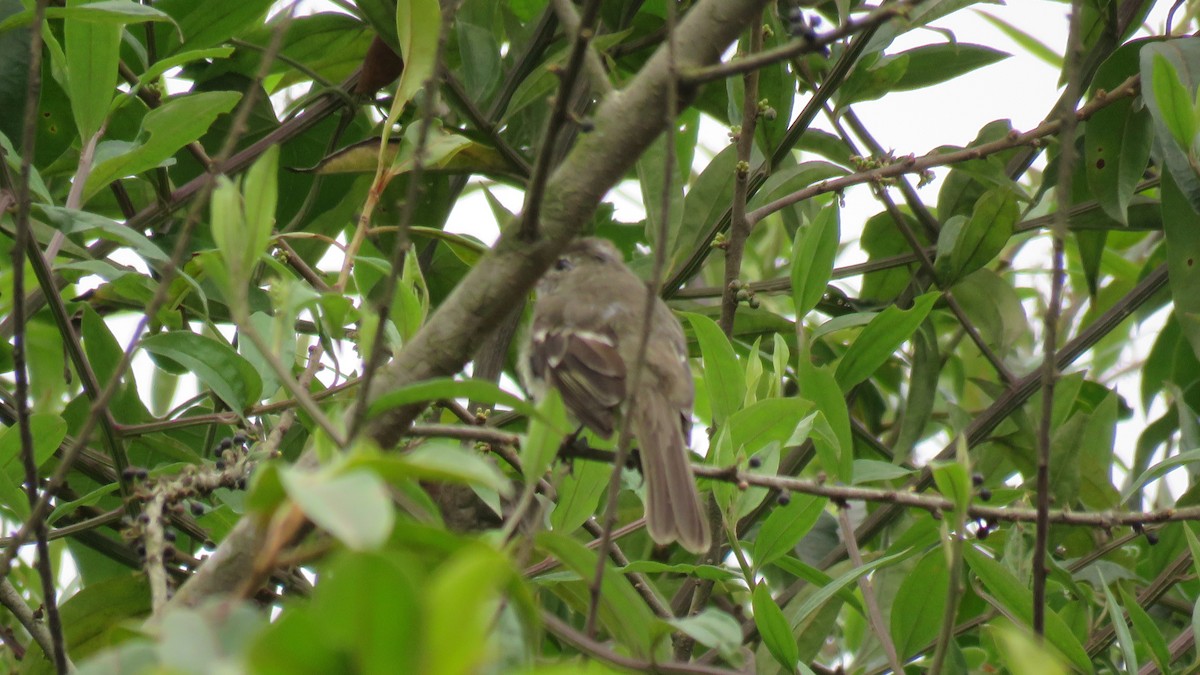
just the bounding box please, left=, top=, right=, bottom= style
left=554, top=257, right=573, bottom=271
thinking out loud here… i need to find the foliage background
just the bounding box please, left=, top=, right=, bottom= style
left=0, top=0, right=1199, bottom=673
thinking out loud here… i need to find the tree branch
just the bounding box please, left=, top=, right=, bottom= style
left=168, top=0, right=775, bottom=610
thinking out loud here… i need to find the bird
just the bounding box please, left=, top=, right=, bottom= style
left=523, top=237, right=711, bottom=553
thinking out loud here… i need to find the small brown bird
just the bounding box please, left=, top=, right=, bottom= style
left=524, top=238, right=711, bottom=553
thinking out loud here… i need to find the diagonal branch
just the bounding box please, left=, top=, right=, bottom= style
left=169, top=0, right=775, bottom=610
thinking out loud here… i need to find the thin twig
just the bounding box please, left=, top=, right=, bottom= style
left=0, top=577, right=73, bottom=670
left=874, top=187, right=1016, bottom=384
left=7, top=1, right=67, bottom=671
left=580, top=0, right=644, bottom=637
left=114, top=378, right=357, bottom=437
left=518, top=0, right=603, bottom=241
left=928, top=493, right=967, bottom=672
left=663, top=18, right=882, bottom=295
left=351, top=3, right=458, bottom=440
left=542, top=611, right=739, bottom=675
left=718, top=17, right=763, bottom=337
left=1035, top=0, right=1084, bottom=636
left=235, top=319, right=346, bottom=446
left=838, top=507, right=904, bottom=674
left=744, top=75, right=1140, bottom=226
left=682, top=0, right=918, bottom=85
left=836, top=107, right=1016, bottom=385
left=0, top=68, right=361, bottom=341
left=549, top=0, right=613, bottom=97
left=0, top=4, right=293, bottom=584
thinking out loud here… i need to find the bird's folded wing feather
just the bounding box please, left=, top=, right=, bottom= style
left=529, top=327, right=626, bottom=437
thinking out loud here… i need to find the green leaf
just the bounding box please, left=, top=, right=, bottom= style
left=83, top=91, right=241, bottom=202
left=789, top=547, right=912, bottom=629
left=976, top=11, right=1060, bottom=68
left=140, top=331, right=263, bottom=410
left=211, top=175, right=248, bottom=288
left=791, top=203, right=840, bottom=318
left=0, top=0, right=177, bottom=31
left=35, top=205, right=170, bottom=264
left=0, top=414, right=66, bottom=519
left=963, top=545, right=1094, bottom=673
left=1185, top=522, right=1200, bottom=580
left=242, top=143, right=279, bottom=276
left=523, top=389, right=566, bottom=484
left=1161, top=171, right=1200, bottom=362
left=771, top=555, right=864, bottom=613
left=236, top=311, right=291, bottom=397
left=65, top=0, right=122, bottom=141
left=1120, top=447, right=1200, bottom=504
left=0, top=1, right=30, bottom=148
left=668, top=609, right=742, bottom=664
left=396, top=0, right=442, bottom=106
left=753, top=494, right=827, bottom=569
left=679, top=143, right=746, bottom=261
left=890, top=550, right=949, bottom=660
left=1097, top=571, right=1138, bottom=674
left=252, top=550, right=420, bottom=675
left=1085, top=41, right=1154, bottom=224
left=393, top=248, right=429, bottom=341
left=949, top=269, right=1029, bottom=356
left=1119, top=584, right=1171, bottom=673
left=47, top=482, right=120, bottom=525
left=422, top=544, right=513, bottom=675
left=931, top=460, right=972, bottom=512
left=746, top=161, right=846, bottom=215
left=636, top=127, right=684, bottom=256
left=550, top=455, right=609, bottom=534
left=280, top=467, right=394, bottom=550
left=620, top=560, right=739, bottom=582
left=892, top=321, right=937, bottom=460
left=753, top=583, right=798, bottom=672
left=133, top=47, right=234, bottom=92
left=851, top=459, right=914, bottom=484
left=729, top=397, right=812, bottom=457
left=367, top=377, right=543, bottom=423
left=835, top=292, right=938, bottom=391
left=798, top=362, right=852, bottom=483
left=536, top=532, right=656, bottom=656
left=152, top=0, right=274, bottom=55
left=355, top=440, right=512, bottom=497
left=683, top=312, right=743, bottom=425
left=934, top=188, right=1017, bottom=285
left=1151, top=53, right=1196, bottom=150
left=891, top=43, right=1010, bottom=91
left=991, top=625, right=1069, bottom=675
left=54, top=574, right=151, bottom=661
left=837, top=52, right=909, bottom=107
left=1141, top=40, right=1200, bottom=211
left=1077, top=394, right=1120, bottom=510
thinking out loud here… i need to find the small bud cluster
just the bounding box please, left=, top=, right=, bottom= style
left=727, top=280, right=761, bottom=308
left=757, top=99, right=776, bottom=122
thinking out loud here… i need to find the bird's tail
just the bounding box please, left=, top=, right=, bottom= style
left=631, top=395, right=711, bottom=554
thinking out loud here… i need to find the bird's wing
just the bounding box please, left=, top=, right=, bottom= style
left=529, top=326, right=626, bottom=437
